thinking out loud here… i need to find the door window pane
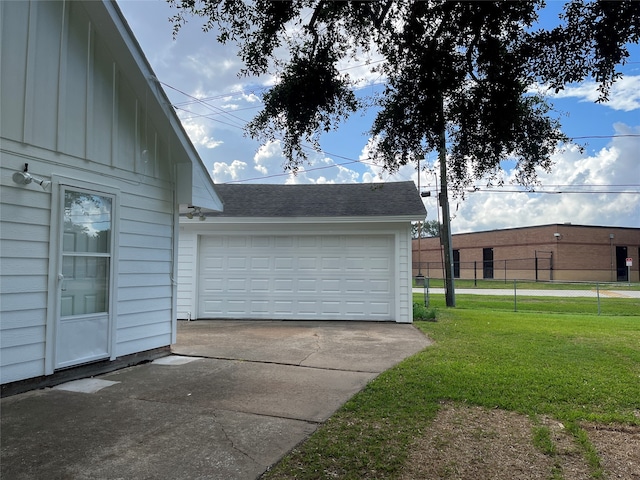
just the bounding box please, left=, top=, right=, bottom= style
left=60, top=256, right=109, bottom=315
left=63, top=192, right=111, bottom=253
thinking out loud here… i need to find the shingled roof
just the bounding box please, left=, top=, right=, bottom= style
left=203, top=181, right=426, bottom=218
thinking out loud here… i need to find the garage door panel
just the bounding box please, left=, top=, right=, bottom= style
left=370, top=279, right=391, bottom=293
left=274, top=300, right=294, bottom=315
left=251, top=237, right=269, bottom=247
left=251, top=257, right=270, bottom=269
left=299, top=236, right=318, bottom=247
left=298, top=278, right=317, bottom=292
left=202, top=299, right=223, bottom=315
left=274, top=278, right=294, bottom=292
left=250, top=278, right=270, bottom=292
left=345, top=257, right=366, bottom=271
left=274, top=257, right=294, bottom=270
left=370, top=302, right=391, bottom=316
left=321, top=257, right=342, bottom=270
left=298, top=257, right=317, bottom=269
left=250, top=300, right=269, bottom=314
left=320, top=278, right=341, bottom=293
left=201, top=256, right=224, bottom=271
left=198, top=234, right=395, bottom=320
left=321, top=236, right=341, bottom=247
left=202, top=277, right=224, bottom=293
left=345, top=279, right=366, bottom=293
left=227, top=278, right=247, bottom=292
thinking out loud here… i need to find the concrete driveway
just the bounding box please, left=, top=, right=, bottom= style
left=1, top=320, right=431, bottom=480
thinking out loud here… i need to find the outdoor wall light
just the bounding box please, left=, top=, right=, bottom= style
left=12, top=164, right=51, bottom=191
left=186, top=206, right=206, bottom=221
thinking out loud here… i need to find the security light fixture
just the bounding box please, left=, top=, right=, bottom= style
left=186, top=206, right=206, bottom=221
left=12, top=164, right=51, bottom=191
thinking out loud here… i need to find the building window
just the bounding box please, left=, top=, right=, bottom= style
left=453, top=249, right=460, bottom=278
left=483, top=248, right=494, bottom=279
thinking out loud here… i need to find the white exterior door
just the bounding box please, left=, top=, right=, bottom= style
left=55, top=187, right=114, bottom=368
left=198, top=234, right=395, bottom=320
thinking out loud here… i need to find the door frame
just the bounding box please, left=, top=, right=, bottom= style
left=616, top=245, right=629, bottom=282
left=45, top=175, right=120, bottom=374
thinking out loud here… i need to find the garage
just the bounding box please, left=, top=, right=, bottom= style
left=178, top=182, right=426, bottom=323
left=198, top=233, right=395, bottom=320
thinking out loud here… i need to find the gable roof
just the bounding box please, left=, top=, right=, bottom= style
left=89, top=1, right=222, bottom=211
left=200, top=182, right=426, bottom=219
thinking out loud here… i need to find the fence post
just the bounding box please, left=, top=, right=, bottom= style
left=425, top=277, right=430, bottom=307
left=514, top=279, right=517, bottom=312
left=596, top=282, right=601, bottom=316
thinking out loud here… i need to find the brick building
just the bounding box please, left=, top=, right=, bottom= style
left=412, top=224, right=640, bottom=283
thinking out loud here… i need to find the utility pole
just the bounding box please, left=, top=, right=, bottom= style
left=417, top=157, right=423, bottom=280
left=438, top=100, right=456, bottom=307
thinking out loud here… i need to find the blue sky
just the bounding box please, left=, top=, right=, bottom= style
left=117, top=0, right=639, bottom=233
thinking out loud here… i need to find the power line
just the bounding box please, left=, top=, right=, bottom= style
left=571, top=134, right=640, bottom=139
left=161, top=78, right=640, bottom=142
left=155, top=80, right=639, bottom=184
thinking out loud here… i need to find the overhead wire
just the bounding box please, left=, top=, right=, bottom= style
left=157, top=74, right=640, bottom=186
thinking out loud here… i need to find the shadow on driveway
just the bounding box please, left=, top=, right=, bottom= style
left=1, top=320, right=431, bottom=480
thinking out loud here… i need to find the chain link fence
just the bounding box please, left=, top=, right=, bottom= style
left=413, top=278, right=639, bottom=316
left=414, top=257, right=554, bottom=283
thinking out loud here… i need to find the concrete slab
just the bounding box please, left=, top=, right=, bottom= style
left=173, top=320, right=431, bottom=372
left=152, top=355, right=201, bottom=365
left=1, top=320, right=431, bottom=480
left=1, top=388, right=315, bottom=480
left=52, top=378, right=120, bottom=393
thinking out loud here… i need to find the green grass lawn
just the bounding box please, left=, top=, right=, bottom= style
left=420, top=292, right=640, bottom=316
left=417, top=279, right=640, bottom=291
left=264, top=302, right=640, bottom=480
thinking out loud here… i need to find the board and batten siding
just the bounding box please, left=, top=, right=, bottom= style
left=0, top=0, right=188, bottom=384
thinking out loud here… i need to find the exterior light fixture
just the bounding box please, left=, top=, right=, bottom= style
left=186, top=206, right=206, bottom=221
left=12, top=164, right=51, bottom=191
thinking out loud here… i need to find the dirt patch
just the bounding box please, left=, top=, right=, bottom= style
left=400, top=404, right=639, bottom=480
left=584, top=423, right=640, bottom=479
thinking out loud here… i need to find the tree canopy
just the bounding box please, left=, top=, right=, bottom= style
left=412, top=220, right=441, bottom=239
left=170, top=0, right=639, bottom=192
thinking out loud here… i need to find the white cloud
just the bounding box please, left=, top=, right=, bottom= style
left=550, top=76, right=640, bottom=112
left=182, top=120, right=223, bottom=149
left=253, top=141, right=288, bottom=177
left=449, top=124, right=640, bottom=233
left=211, top=160, right=248, bottom=183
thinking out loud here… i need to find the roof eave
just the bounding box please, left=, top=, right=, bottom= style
left=181, top=215, right=424, bottom=224
left=93, top=0, right=222, bottom=211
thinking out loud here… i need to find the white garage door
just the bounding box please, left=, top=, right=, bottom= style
left=198, top=234, right=395, bottom=320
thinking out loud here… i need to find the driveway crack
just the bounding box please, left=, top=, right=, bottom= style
left=215, top=413, right=261, bottom=466
left=298, top=332, right=322, bottom=365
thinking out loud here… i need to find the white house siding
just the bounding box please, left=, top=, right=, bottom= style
left=0, top=1, right=191, bottom=384
left=177, top=221, right=415, bottom=323
left=177, top=228, right=198, bottom=320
